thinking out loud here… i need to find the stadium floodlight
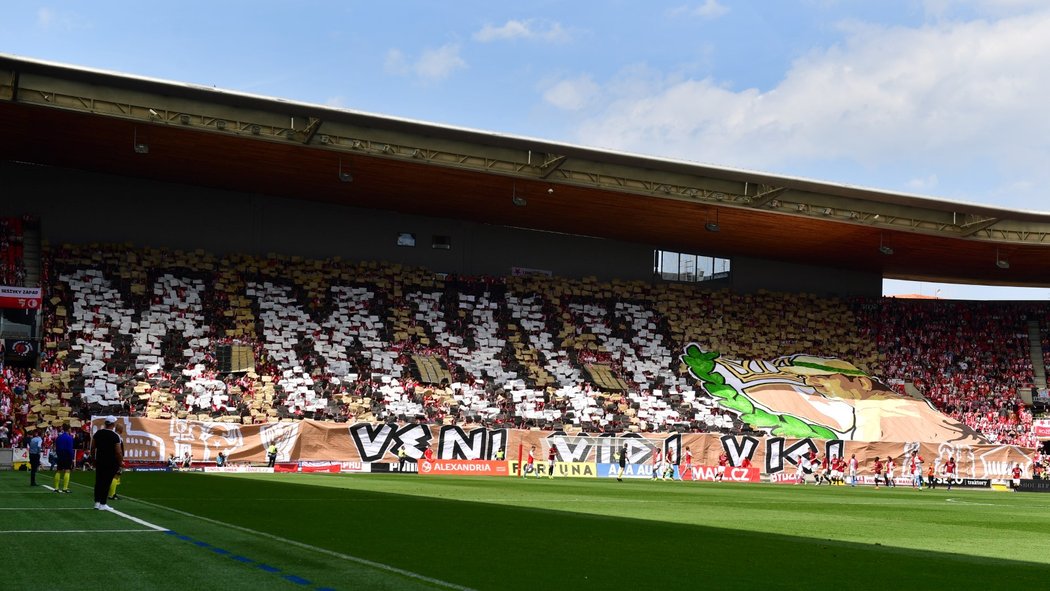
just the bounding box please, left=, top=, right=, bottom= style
left=179, top=114, right=191, bottom=125
left=215, top=119, right=227, bottom=131
left=511, top=184, right=526, bottom=207
left=132, top=128, right=148, bottom=154
left=705, top=208, right=720, bottom=232
left=879, top=234, right=893, bottom=255
left=337, top=158, right=353, bottom=183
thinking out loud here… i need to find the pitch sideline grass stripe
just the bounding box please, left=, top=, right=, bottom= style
left=134, top=496, right=477, bottom=591
left=163, top=529, right=323, bottom=589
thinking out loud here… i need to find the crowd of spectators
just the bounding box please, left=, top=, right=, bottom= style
left=0, top=217, right=29, bottom=286
left=852, top=298, right=1039, bottom=447
left=1, top=241, right=1046, bottom=450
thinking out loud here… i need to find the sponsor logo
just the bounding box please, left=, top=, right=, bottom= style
left=1015, top=479, right=1050, bottom=493
left=683, top=465, right=760, bottom=483
left=204, top=466, right=276, bottom=474
left=596, top=463, right=679, bottom=479
left=508, top=461, right=597, bottom=478
left=417, top=459, right=509, bottom=476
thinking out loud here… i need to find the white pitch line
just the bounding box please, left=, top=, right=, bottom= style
left=945, top=498, right=1000, bottom=506
left=0, top=507, right=95, bottom=511
left=106, top=506, right=168, bottom=531
left=1, top=529, right=162, bottom=534
left=130, top=496, right=477, bottom=591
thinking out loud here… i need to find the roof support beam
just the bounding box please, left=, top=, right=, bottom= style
left=959, top=217, right=1000, bottom=237
left=0, top=69, right=16, bottom=101
left=538, top=154, right=567, bottom=179
left=749, top=187, right=788, bottom=208
left=301, top=117, right=322, bottom=145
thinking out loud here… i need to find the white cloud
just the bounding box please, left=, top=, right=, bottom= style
left=670, top=0, right=730, bottom=20
left=415, top=43, right=467, bottom=81
left=907, top=174, right=939, bottom=191
left=564, top=10, right=1050, bottom=211
left=474, top=19, right=570, bottom=43
left=36, top=7, right=89, bottom=31
left=543, top=75, right=600, bottom=111
left=385, top=44, right=466, bottom=82
left=384, top=49, right=409, bottom=76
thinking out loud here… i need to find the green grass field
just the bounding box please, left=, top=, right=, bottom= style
left=4, top=469, right=1049, bottom=590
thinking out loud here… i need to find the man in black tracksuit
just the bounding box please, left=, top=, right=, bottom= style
left=90, top=416, right=123, bottom=511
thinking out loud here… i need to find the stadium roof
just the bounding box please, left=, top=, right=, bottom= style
left=4, top=53, right=1050, bottom=286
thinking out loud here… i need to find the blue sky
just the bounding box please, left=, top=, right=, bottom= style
left=4, top=1, right=1049, bottom=300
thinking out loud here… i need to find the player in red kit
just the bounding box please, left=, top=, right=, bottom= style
left=814, top=454, right=832, bottom=486
left=715, top=453, right=728, bottom=481
left=830, top=457, right=844, bottom=485
left=522, top=445, right=537, bottom=478
left=1011, top=463, right=1024, bottom=489
left=547, top=445, right=557, bottom=479
left=651, top=447, right=664, bottom=481
left=944, top=457, right=957, bottom=491
left=873, top=456, right=884, bottom=489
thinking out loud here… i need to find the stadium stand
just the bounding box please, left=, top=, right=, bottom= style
left=0, top=217, right=27, bottom=287
left=4, top=240, right=1044, bottom=447
left=852, top=298, right=1038, bottom=447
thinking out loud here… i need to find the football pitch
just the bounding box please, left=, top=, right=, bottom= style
left=4, top=470, right=1049, bottom=590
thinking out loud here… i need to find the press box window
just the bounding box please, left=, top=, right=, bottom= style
left=653, top=249, right=731, bottom=282
left=397, top=232, right=416, bottom=247
left=432, top=235, right=452, bottom=250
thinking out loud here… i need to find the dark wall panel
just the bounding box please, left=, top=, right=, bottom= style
left=3, top=162, right=881, bottom=294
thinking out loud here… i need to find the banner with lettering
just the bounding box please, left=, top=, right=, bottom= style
left=0, top=286, right=42, bottom=310
left=93, top=417, right=1034, bottom=480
